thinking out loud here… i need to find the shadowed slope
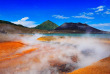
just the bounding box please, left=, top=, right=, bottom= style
left=0, top=20, right=48, bottom=34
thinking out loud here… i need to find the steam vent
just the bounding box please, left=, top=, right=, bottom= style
left=0, top=34, right=110, bottom=74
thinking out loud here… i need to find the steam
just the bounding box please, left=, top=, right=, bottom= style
left=0, top=33, right=110, bottom=74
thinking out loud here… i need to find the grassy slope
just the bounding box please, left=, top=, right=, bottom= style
left=35, top=20, right=58, bottom=31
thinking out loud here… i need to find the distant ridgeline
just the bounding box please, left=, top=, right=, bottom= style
left=0, top=20, right=26, bottom=28
left=34, top=20, right=58, bottom=31
left=0, top=20, right=48, bottom=34
left=54, top=22, right=107, bottom=33
left=0, top=20, right=109, bottom=34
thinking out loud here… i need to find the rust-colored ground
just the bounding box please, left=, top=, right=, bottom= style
left=0, top=39, right=78, bottom=73
left=0, top=41, right=24, bottom=58
left=0, top=36, right=110, bottom=74
left=0, top=41, right=38, bottom=73
left=68, top=57, right=110, bottom=74
left=37, top=36, right=56, bottom=41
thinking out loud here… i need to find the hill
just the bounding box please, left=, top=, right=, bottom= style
left=34, top=20, right=58, bottom=31
left=54, top=22, right=107, bottom=33
left=0, top=20, right=48, bottom=34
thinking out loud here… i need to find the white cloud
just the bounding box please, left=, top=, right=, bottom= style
left=82, top=12, right=94, bottom=15
left=52, top=15, right=70, bottom=19
left=90, top=23, right=110, bottom=27
left=72, top=12, right=94, bottom=19
left=72, top=15, right=94, bottom=19
left=21, top=17, right=29, bottom=21
left=85, top=21, right=91, bottom=24
left=105, top=11, right=110, bottom=14
left=92, top=6, right=105, bottom=12
left=13, top=17, right=38, bottom=28
left=104, top=9, right=110, bottom=14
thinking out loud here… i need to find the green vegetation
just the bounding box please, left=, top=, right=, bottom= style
left=34, top=20, right=58, bottom=30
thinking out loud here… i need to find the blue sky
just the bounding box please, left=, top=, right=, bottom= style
left=0, top=0, right=110, bottom=31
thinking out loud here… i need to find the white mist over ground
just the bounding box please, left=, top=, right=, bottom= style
left=1, top=33, right=110, bottom=74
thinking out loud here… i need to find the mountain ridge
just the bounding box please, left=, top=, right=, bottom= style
left=0, top=20, right=109, bottom=34
left=54, top=22, right=107, bottom=33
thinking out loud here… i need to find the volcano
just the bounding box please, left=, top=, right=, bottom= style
left=54, top=22, right=107, bottom=33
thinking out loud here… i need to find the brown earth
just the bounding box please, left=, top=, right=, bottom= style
left=68, top=57, right=110, bottom=74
